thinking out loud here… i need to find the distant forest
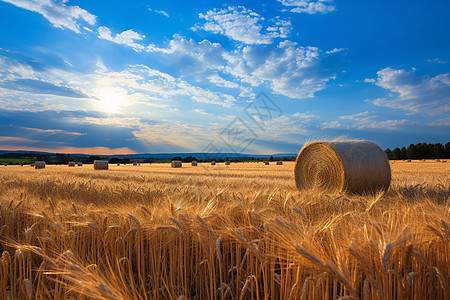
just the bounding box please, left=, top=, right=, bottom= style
left=385, top=142, right=450, bottom=160
left=0, top=141, right=449, bottom=165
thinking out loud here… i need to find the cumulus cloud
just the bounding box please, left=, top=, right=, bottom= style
left=1, top=0, right=96, bottom=33
left=224, top=41, right=345, bottom=99
left=98, top=26, right=146, bottom=51
left=278, top=0, right=335, bottom=14
left=368, top=67, right=450, bottom=114
left=194, top=6, right=291, bottom=44
left=208, top=74, right=239, bottom=88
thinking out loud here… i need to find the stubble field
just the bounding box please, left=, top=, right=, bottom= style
left=0, top=161, right=449, bottom=299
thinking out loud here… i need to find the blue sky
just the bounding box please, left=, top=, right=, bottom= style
left=0, top=0, right=448, bottom=155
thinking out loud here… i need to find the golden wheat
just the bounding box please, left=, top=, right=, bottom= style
left=0, top=161, right=448, bottom=299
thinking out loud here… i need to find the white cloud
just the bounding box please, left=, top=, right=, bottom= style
left=224, top=41, right=345, bottom=99
left=208, top=74, right=239, bottom=88
left=194, top=6, right=291, bottom=44
left=338, top=111, right=410, bottom=130
left=1, top=0, right=96, bottom=33
left=321, top=120, right=345, bottom=129
left=363, top=78, right=375, bottom=83
left=93, top=64, right=236, bottom=107
left=278, top=0, right=335, bottom=14
left=370, top=67, right=450, bottom=114
left=427, top=58, right=447, bottom=64
left=427, top=117, right=450, bottom=127
left=98, top=26, right=146, bottom=51
left=148, top=8, right=169, bottom=18
left=292, top=112, right=317, bottom=119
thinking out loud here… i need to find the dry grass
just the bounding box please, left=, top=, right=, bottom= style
left=0, top=161, right=448, bottom=299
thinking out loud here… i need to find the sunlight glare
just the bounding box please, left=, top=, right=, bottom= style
left=97, top=87, right=129, bottom=113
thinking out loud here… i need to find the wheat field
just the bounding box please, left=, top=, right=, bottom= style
left=0, top=161, right=449, bottom=299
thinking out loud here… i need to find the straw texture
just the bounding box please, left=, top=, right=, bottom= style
left=34, top=161, right=45, bottom=169
left=294, top=140, right=391, bottom=194
left=94, top=160, right=109, bottom=170
left=171, top=160, right=182, bottom=168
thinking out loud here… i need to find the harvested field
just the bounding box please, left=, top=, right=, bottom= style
left=0, top=161, right=449, bottom=299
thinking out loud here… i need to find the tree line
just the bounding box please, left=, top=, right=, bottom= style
left=385, top=142, right=450, bottom=160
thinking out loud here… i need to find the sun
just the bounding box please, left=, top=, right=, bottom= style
left=96, top=87, right=129, bottom=113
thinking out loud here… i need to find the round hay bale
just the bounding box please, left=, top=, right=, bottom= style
left=294, top=140, right=391, bottom=194
left=225, top=161, right=230, bottom=165
left=276, top=161, right=283, bottom=165
left=171, top=160, right=182, bottom=168
left=68, top=162, right=75, bottom=167
left=191, top=161, right=198, bottom=166
left=407, top=159, right=411, bottom=162
left=133, top=162, right=138, bottom=166
left=264, top=161, right=270, bottom=165
left=77, top=162, right=83, bottom=166
left=35, top=161, right=45, bottom=169
left=211, top=161, right=216, bottom=165
left=94, top=160, right=109, bottom=170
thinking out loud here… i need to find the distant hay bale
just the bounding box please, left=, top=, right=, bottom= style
left=276, top=161, right=283, bottom=165
left=171, top=160, right=182, bottom=168
left=35, top=161, right=45, bottom=169
left=133, top=162, right=138, bottom=166
left=211, top=161, right=216, bottom=165
left=294, top=140, right=391, bottom=194
left=94, top=160, right=109, bottom=170
left=117, top=163, right=120, bottom=166
left=225, top=161, right=230, bottom=165
left=437, top=159, right=440, bottom=162
left=68, top=162, right=75, bottom=167
left=77, top=162, right=83, bottom=166
left=265, top=161, right=270, bottom=165
left=407, top=159, right=411, bottom=162
left=191, top=161, right=198, bottom=166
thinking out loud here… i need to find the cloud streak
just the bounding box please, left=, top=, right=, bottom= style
left=1, top=0, right=96, bottom=33
left=0, top=145, right=136, bottom=155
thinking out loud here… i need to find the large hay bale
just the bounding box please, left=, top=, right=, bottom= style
left=276, top=161, right=283, bottom=165
left=225, top=161, right=230, bottom=165
left=191, top=161, right=198, bottom=166
left=35, top=161, right=45, bottom=169
left=94, top=160, right=109, bottom=170
left=294, top=140, right=391, bottom=194
left=68, top=162, right=75, bottom=167
left=171, top=160, right=182, bottom=168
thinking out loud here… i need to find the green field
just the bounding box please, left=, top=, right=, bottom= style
left=0, top=158, right=35, bottom=165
